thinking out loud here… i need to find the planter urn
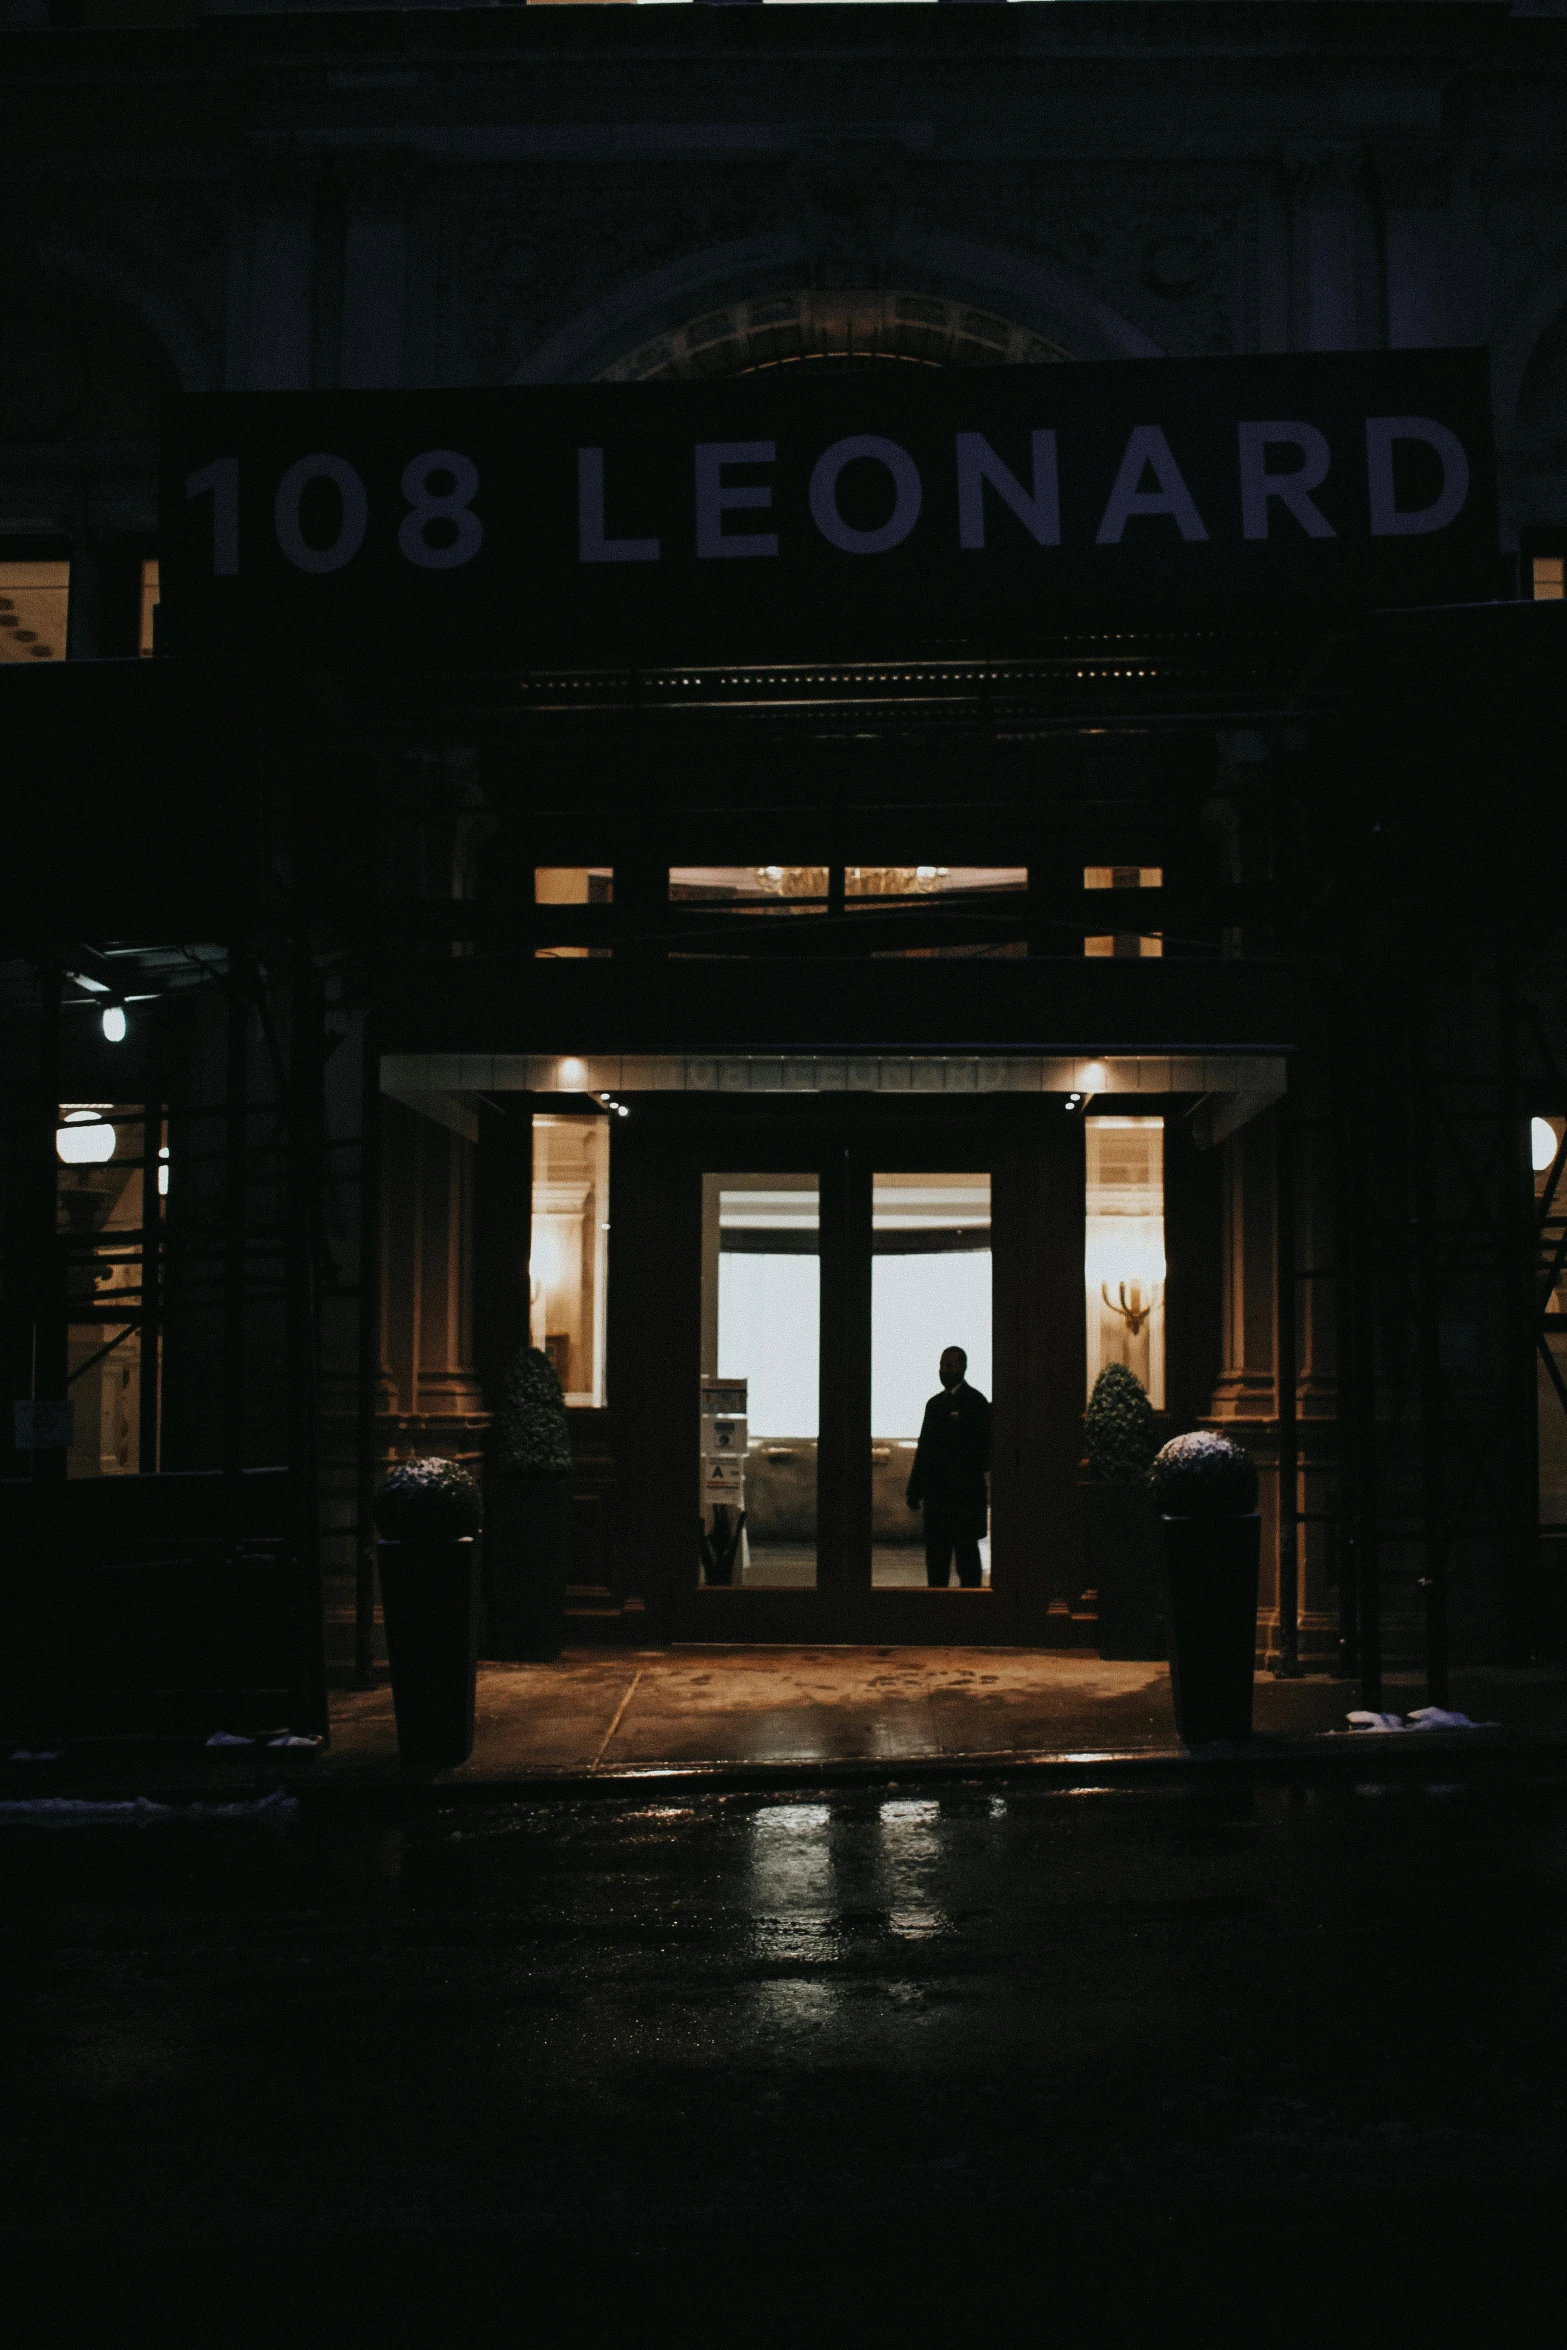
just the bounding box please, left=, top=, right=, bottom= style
left=377, top=1535, right=481, bottom=1768
left=1081, top=1364, right=1163, bottom=1662
left=1150, top=1431, right=1261, bottom=1746
left=372, top=1457, right=484, bottom=1769
left=1160, top=1513, right=1261, bottom=1742
left=484, top=1470, right=572, bottom=1663
left=1085, top=1482, right=1165, bottom=1661
left=483, top=1345, right=575, bottom=1665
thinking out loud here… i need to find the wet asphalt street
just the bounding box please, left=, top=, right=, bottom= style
left=4, top=1769, right=1566, bottom=2337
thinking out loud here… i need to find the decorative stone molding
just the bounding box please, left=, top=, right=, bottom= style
left=516, top=225, right=1168, bottom=385
left=598, top=286, right=1068, bottom=383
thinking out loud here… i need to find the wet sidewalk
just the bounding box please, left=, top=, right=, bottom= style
left=318, top=1646, right=1567, bottom=1789
left=8, top=1649, right=1567, bottom=1803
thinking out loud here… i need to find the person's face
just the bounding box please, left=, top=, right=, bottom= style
left=939, top=1348, right=967, bottom=1389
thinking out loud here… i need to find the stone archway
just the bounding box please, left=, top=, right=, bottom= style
left=0, top=264, right=179, bottom=446
left=597, top=286, right=1070, bottom=382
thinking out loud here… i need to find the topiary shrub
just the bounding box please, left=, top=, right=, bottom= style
left=1084, top=1363, right=1158, bottom=1485
left=1150, top=1430, right=1258, bottom=1519
left=490, top=1345, right=572, bottom=1476
left=374, top=1457, right=483, bottom=1543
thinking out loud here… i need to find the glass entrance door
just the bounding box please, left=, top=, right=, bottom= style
left=700, top=1173, right=820, bottom=1590
left=871, top=1173, right=992, bottom=1590
left=683, top=1136, right=1009, bottom=1635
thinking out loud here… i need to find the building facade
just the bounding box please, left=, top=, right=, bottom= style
left=4, top=1, right=1567, bottom=1732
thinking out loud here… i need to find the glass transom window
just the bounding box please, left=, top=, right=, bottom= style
left=0, top=561, right=68, bottom=663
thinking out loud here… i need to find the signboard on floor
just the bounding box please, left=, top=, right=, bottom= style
left=160, top=349, right=1498, bottom=663
left=700, top=1378, right=748, bottom=1420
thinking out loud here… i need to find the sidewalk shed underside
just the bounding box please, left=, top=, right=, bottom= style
left=382, top=1050, right=1288, bottom=1145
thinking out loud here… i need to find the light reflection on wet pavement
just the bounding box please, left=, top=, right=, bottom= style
left=2, top=1774, right=1565, bottom=2327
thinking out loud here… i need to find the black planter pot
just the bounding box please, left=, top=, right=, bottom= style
left=1084, top=1482, right=1164, bottom=1660
left=483, top=1472, right=572, bottom=1663
left=377, top=1536, right=480, bottom=1768
left=1160, top=1512, right=1261, bottom=1743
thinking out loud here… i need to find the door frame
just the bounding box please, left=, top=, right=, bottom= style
left=613, top=1094, right=1086, bottom=1646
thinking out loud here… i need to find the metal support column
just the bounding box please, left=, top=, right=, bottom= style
left=1500, top=955, right=1541, bottom=1662
left=1412, top=962, right=1451, bottom=1708
left=31, top=956, right=66, bottom=1480
left=1273, top=1091, right=1300, bottom=1676
left=138, top=1088, right=162, bottom=1474
left=353, top=991, right=381, bottom=1687
left=222, top=948, right=248, bottom=1484
left=1335, top=961, right=1380, bottom=1704
left=285, top=913, right=330, bottom=1740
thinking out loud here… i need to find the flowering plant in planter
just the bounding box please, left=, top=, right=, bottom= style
left=1150, top=1429, right=1257, bottom=1519
left=374, top=1458, right=483, bottom=1545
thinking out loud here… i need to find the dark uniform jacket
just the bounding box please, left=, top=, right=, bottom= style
left=906, top=1381, right=991, bottom=1538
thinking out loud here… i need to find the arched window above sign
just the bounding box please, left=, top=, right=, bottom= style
left=599, top=289, right=1070, bottom=384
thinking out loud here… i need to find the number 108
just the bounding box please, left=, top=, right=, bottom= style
left=184, top=452, right=484, bottom=576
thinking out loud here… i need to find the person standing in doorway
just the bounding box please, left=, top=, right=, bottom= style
left=906, top=1345, right=991, bottom=1589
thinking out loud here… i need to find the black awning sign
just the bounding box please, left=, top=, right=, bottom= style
left=161, top=349, right=1497, bottom=662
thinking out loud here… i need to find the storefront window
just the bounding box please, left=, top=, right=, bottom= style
left=55, top=1102, right=160, bottom=1476
left=1535, top=1114, right=1567, bottom=1525
left=138, top=559, right=160, bottom=656
left=1085, top=1116, right=1165, bottom=1410
left=535, top=868, right=612, bottom=904
left=668, top=865, right=1027, bottom=957
left=534, top=869, right=612, bottom=959
left=1084, top=864, right=1163, bottom=959
left=845, top=867, right=1025, bottom=902
left=0, top=560, right=69, bottom=663
left=530, top=1114, right=609, bottom=1407
left=670, top=866, right=828, bottom=913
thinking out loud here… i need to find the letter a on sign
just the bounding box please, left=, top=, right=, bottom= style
left=1096, top=426, right=1209, bottom=544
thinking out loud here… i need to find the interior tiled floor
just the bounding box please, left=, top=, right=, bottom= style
left=323, top=1649, right=1567, bottom=1780
left=715, top=1542, right=993, bottom=1589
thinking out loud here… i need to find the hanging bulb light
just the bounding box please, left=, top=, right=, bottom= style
left=56, top=1110, right=116, bottom=1165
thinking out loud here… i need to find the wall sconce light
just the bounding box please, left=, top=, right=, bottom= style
left=1101, top=1277, right=1163, bottom=1338
left=1086, top=1220, right=1165, bottom=1338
